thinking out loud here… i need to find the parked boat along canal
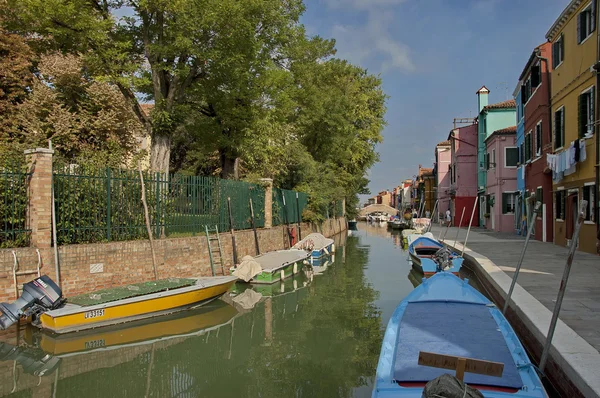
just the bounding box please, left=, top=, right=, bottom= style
left=0, top=222, right=557, bottom=397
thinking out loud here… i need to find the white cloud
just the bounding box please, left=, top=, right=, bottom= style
left=331, top=9, right=414, bottom=73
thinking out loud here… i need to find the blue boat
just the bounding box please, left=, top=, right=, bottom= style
left=372, top=272, right=547, bottom=398
left=408, top=235, right=463, bottom=276
left=293, top=233, right=335, bottom=261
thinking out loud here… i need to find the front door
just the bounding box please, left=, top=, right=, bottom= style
left=480, top=195, right=487, bottom=227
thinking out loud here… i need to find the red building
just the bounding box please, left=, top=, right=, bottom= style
left=519, top=43, right=553, bottom=243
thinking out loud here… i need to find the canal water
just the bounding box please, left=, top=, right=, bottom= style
left=2, top=222, right=417, bottom=398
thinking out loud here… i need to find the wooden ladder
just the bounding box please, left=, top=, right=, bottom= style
left=205, top=225, right=225, bottom=276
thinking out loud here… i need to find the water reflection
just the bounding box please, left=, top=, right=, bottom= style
left=0, top=226, right=418, bottom=398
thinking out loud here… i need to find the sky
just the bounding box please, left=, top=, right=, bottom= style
left=299, top=0, right=568, bottom=204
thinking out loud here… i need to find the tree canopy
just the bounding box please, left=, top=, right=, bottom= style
left=1, top=0, right=386, bottom=219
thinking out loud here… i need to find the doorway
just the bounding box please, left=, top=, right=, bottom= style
left=565, top=190, right=578, bottom=246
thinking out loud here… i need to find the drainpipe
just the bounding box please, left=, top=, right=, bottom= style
left=534, top=48, right=553, bottom=239
left=595, top=0, right=600, bottom=230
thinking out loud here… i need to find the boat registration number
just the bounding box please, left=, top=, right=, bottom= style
left=84, top=309, right=105, bottom=319
left=85, top=339, right=105, bottom=349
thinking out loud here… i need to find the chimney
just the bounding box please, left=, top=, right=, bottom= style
left=476, top=85, right=490, bottom=113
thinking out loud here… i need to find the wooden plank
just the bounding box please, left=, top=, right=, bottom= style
left=418, top=351, right=504, bottom=378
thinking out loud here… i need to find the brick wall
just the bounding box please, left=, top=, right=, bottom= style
left=0, top=218, right=346, bottom=302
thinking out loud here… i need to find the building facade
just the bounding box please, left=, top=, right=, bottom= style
left=448, top=122, right=479, bottom=227
left=416, top=166, right=435, bottom=215
left=519, top=42, right=554, bottom=243
left=476, top=87, right=517, bottom=227
left=435, top=141, right=452, bottom=222
left=484, top=126, right=519, bottom=233
left=514, top=81, right=526, bottom=234
left=546, top=0, right=597, bottom=253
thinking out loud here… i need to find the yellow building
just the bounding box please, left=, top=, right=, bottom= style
left=546, top=0, right=597, bottom=253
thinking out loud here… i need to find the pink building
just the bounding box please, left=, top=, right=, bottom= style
left=434, top=141, right=451, bottom=222
left=448, top=122, right=479, bottom=227
left=483, top=126, right=518, bottom=232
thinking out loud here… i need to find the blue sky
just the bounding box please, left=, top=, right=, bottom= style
left=300, top=0, right=568, bottom=203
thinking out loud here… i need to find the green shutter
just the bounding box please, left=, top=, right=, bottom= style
left=578, top=94, right=584, bottom=138
left=592, top=0, right=597, bottom=32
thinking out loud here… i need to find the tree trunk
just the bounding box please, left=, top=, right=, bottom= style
left=220, top=150, right=239, bottom=179
left=150, top=134, right=171, bottom=174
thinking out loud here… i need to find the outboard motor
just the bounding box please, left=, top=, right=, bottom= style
left=0, top=275, right=65, bottom=330
left=0, top=341, right=61, bottom=376
left=433, top=246, right=453, bottom=273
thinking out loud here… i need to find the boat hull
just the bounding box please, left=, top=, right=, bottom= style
left=38, top=277, right=237, bottom=334
left=250, top=259, right=305, bottom=284
left=408, top=236, right=462, bottom=276
left=310, top=242, right=335, bottom=259
left=28, top=300, right=238, bottom=355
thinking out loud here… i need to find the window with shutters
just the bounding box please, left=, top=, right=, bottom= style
left=579, top=87, right=595, bottom=138
left=552, top=34, right=564, bottom=68
left=484, top=152, right=490, bottom=170
left=535, top=187, right=543, bottom=216
left=535, top=121, right=542, bottom=157
left=555, top=190, right=566, bottom=220
left=554, top=107, right=565, bottom=149
left=578, top=3, right=595, bottom=44
left=521, top=76, right=532, bottom=104
left=491, top=149, right=496, bottom=169
left=531, top=64, right=540, bottom=88
left=525, top=131, right=532, bottom=161
left=519, top=142, right=524, bottom=165
left=583, top=185, right=596, bottom=222
left=505, top=147, right=518, bottom=167
left=502, top=192, right=516, bottom=214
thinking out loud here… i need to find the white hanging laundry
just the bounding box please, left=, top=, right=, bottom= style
left=579, top=139, right=587, bottom=162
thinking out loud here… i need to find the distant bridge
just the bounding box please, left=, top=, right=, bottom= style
left=359, top=204, right=398, bottom=216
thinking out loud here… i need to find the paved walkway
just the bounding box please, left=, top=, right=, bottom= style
left=429, top=224, right=600, bottom=352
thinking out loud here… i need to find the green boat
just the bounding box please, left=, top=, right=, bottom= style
left=232, top=249, right=311, bottom=285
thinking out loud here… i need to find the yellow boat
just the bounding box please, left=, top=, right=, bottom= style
left=25, top=300, right=239, bottom=355
left=0, top=274, right=237, bottom=334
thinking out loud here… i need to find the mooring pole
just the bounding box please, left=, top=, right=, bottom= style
left=249, top=197, right=260, bottom=255
left=539, top=200, right=587, bottom=372
left=426, top=200, right=439, bottom=233
left=138, top=163, right=158, bottom=280
left=282, top=192, right=293, bottom=247
left=227, top=197, right=238, bottom=265
left=295, top=192, right=302, bottom=240
left=453, top=208, right=466, bottom=247
left=460, top=196, right=480, bottom=257
left=503, top=201, right=541, bottom=315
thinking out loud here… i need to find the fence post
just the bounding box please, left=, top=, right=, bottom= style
left=259, top=178, right=273, bottom=228
left=24, top=148, right=54, bottom=248
left=106, top=168, right=111, bottom=241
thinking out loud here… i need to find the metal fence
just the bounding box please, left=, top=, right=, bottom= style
left=0, top=161, right=31, bottom=248
left=52, top=163, right=274, bottom=245
left=272, top=188, right=308, bottom=226
left=0, top=160, right=313, bottom=247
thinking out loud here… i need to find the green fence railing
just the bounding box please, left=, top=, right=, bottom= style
left=272, top=188, right=308, bottom=226
left=0, top=161, right=31, bottom=248
left=53, top=163, right=270, bottom=245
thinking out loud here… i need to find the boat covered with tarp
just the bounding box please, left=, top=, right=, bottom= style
left=231, top=250, right=310, bottom=284
left=408, top=235, right=462, bottom=276
left=372, top=272, right=547, bottom=398
left=292, top=232, right=335, bottom=260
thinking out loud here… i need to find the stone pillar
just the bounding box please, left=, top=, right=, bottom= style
left=259, top=178, right=273, bottom=228
left=24, top=148, right=54, bottom=248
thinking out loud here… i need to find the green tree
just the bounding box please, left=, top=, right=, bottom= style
left=6, top=0, right=310, bottom=176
